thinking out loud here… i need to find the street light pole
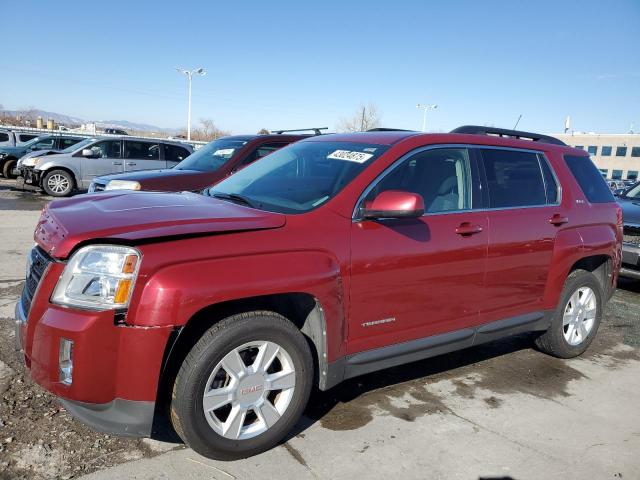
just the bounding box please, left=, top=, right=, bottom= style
left=176, top=67, right=207, bottom=141
left=416, top=103, right=438, bottom=132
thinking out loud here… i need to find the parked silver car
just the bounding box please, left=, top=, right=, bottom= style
left=20, top=136, right=193, bottom=196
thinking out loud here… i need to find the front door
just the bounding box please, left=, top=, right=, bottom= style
left=348, top=147, right=488, bottom=354
left=80, top=140, right=123, bottom=187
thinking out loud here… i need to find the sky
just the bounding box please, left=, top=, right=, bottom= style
left=1, top=0, right=639, bottom=134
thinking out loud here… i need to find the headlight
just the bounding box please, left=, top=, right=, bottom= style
left=20, top=157, right=37, bottom=167
left=52, top=245, right=141, bottom=310
left=105, top=180, right=141, bottom=191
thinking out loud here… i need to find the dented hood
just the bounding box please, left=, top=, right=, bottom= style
left=35, top=191, right=286, bottom=258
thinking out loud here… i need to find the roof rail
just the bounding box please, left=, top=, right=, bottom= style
left=450, top=125, right=566, bottom=146
left=271, top=127, right=328, bottom=135
left=367, top=128, right=416, bottom=132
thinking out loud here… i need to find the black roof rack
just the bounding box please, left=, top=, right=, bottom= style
left=367, top=128, right=416, bottom=132
left=450, top=125, right=566, bottom=146
left=271, top=127, right=328, bottom=136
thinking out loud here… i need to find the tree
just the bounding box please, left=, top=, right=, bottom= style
left=257, top=128, right=270, bottom=134
left=337, top=103, right=381, bottom=132
left=181, top=118, right=230, bottom=141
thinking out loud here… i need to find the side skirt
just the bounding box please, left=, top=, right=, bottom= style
left=323, top=311, right=552, bottom=390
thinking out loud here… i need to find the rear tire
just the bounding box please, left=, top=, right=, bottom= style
left=2, top=159, right=17, bottom=179
left=170, top=311, right=313, bottom=460
left=42, top=169, right=74, bottom=197
left=535, top=269, right=603, bottom=358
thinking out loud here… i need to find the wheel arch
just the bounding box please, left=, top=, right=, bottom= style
left=155, top=292, right=331, bottom=412
left=40, top=166, right=78, bottom=190
left=568, top=254, right=614, bottom=300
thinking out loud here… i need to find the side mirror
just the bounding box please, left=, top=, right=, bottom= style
left=363, top=190, right=425, bottom=220
left=82, top=149, right=95, bottom=158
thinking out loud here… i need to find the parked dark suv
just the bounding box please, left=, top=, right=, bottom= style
left=615, top=181, right=640, bottom=279
left=88, top=132, right=315, bottom=193
left=16, top=126, right=621, bottom=460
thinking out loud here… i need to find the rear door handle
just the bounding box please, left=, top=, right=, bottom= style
left=126, top=162, right=137, bottom=166
left=455, top=222, right=483, bottom=236
left=549, top=214, right=569, bottom=226
left=112, top=161, right=122, bottom=166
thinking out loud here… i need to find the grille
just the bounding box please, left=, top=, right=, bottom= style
left=20, top=246, right=53, bottom=316
left=623, top=225, right=640, bottom=246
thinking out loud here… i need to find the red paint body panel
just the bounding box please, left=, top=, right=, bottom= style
left=20, top=131, right=622, bottom=407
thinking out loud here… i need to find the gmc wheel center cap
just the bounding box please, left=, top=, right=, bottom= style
left=237, top=374, right=265, bottom=406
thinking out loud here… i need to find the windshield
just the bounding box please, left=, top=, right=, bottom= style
left=64, top=138, right=94, bottom=154
left=624, top=183, right=640, bottom=199
left=209, top=141, right=388, bottom=213
left=174, top=138, right=248, bottom=171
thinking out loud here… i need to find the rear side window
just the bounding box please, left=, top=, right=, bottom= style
left=163, top=144, right=190, bottom=161
left=564, top=155, right=614, bottom=203
left=124, top=141, right=159, bottom=160
left=480, top=149, right=551, bottom=208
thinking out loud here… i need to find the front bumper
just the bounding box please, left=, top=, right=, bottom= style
left=620, top=241, right=640, bottom=279
left=15, top=269, right=173, bottom=437
left=19, top=166, right=42, bottom=186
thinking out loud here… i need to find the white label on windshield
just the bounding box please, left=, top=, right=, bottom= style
left=327, top=150, right=373, bottom=163
left=213, top=148, right=235, bottom=156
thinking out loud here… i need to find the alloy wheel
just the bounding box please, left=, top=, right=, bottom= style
left=47, top=174, right=70, bottom=194
left=562, top=286, right=597, bottom=346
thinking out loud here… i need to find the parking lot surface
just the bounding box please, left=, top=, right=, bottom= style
left=0, top=181, right=639, bottom=479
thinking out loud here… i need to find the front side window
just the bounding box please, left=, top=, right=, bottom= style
left=90, top=140, right=121, bottom=158
left=124, top=141, right=159, bottom=160
left=32, top=138, right=55, bottom=150
left=632, top=147, right=640, bottom=157
left=587, top=146, right=598, bottom=155
left=175, top=138, right=249, bottom=171
left=616, top=146, right=627, bottom=156
left=601, top=146, right=612, bottom=156
left=59, top=138, right=81, bottom=149
left=18, top=134, right=38, bottom=143
left=210, top=141, right=388, bottom=213
left=0, top=133, right=9, bottom=142
left=481, top=149, right=551, bottom=208
left=359, top=147, right=472, bottom=215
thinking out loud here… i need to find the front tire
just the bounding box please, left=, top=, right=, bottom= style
left=2, top=158, right=18, bottom=179
left=42, top=169, right=74, bottom=197
left=170, top=311, right=313, bottom=460
left=535, top=269, right=603, bottom=358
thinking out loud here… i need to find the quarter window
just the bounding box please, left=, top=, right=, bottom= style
left=564, top=155, right=614, bottom=203
left=587, top=146, right=598, bottom=155
left=124, top=141, right=159, bottom=160
left=616, top=146, right=627, bottom=156
left=601, top=146, right=612, bottom=156
left=361, top=147, right=472, bottom=214
left=480, top=149, right=550, bottom=208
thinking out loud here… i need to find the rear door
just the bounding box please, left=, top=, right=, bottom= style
left=478, top=147, right=566, bottom=322
left=348, top=146, right=488, bottom=353
left=80, top=140, right=123, bottom=186
left=123, top=140, right=164, bottom=171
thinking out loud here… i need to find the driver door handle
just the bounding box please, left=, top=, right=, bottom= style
left=549, top=214, right=569, bottom=226
left=455, top=222, right=483, bottom=236
left=112, top=161, right=122, bottom=166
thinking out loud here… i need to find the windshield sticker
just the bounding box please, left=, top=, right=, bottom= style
left=327, top=150, right=373, bottom=163
left=213, top=148, right=235, bottom=156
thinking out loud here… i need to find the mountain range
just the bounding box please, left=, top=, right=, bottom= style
left=0, top=108, right=179, bottom=133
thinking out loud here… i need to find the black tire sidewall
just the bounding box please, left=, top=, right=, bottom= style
left=173, top=313, right=313, bottom=460
left=42, top=169, right=74, bottom=197
left=3, top=159, right=17, bottom=179
left=549, top=270, right=603, bottom=357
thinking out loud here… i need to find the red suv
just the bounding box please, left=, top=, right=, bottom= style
left=16, top=126, right=622, bottom=460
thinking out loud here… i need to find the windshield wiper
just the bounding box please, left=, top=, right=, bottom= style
left=210, top=191, right=256, bottom=208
